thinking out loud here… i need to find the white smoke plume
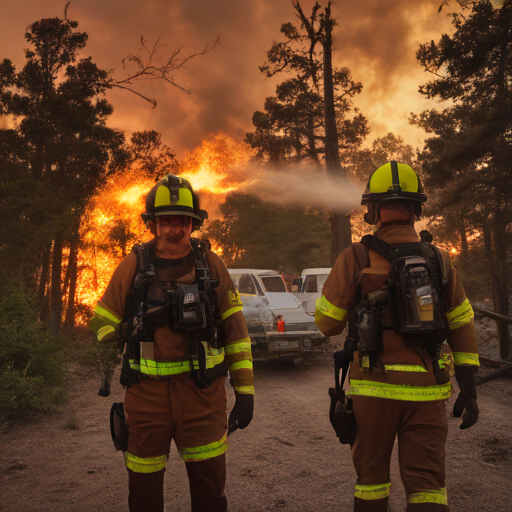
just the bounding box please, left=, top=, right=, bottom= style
left=240, top=163, right=364, bottom=213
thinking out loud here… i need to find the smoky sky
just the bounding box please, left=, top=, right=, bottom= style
left=0, top=0, right=454, bottom=157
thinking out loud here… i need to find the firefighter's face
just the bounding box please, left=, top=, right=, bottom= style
left=155, top=215, right=192, bottom=250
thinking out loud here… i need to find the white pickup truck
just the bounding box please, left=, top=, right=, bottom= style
left=292, top=267, right=332, bottom=315
left=228, top=269, right=326, bottom=357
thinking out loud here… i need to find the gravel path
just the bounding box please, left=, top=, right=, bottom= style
left=1, top=352, right=511, bottom=511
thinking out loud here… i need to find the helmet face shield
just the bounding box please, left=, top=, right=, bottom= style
left=156, top=215, right=192, bottom=228
left=142, top=174, right=208, bottom=231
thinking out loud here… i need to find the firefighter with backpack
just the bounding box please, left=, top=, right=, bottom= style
left=316, top=161, right=479, bottom=512
left=90, top=174, right=254, bottom=512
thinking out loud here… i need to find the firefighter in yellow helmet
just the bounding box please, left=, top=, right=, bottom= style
left=90, top=174, right=254, bottom=512
left=316, top=162, right=479, bottom=512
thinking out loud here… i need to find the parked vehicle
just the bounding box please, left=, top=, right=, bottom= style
left=228, top=269, right=326, bottom=357
left=292, top=267, right=332, bottom=315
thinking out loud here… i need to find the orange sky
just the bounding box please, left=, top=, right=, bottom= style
left=0, top=0, right=455, bottom=157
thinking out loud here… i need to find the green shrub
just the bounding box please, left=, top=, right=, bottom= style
left=0, top=285, right=67, bottom=423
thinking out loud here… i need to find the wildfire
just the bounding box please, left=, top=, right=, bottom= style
left=180, top=134, right=256, bottom=198
left=75, top=134, right=255, bottom=320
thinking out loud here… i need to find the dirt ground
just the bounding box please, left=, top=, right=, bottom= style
left=1, top=351, right=512, bottom=512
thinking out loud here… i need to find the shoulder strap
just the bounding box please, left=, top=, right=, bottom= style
left=190, top=238, right=219, bottom=294
left=422, top=242, right=448, bottom=287
left=351, top=242, right=371, bottom=286
left=190, top=238, right=210, bottom=274
left=360, top=235, right=398, bottom=263
left=131, top=243, right=155, bottom=304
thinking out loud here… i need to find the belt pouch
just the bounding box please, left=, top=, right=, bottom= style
left=110, top=402, right=129, bottom=451
left=329, top=388, right=358, bottom=445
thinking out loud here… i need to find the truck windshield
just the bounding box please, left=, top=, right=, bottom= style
left=261, top=276, right=287, bottom=292
left=303, top=274, right=329, bottom=293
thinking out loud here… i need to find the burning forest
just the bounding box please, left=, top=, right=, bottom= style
left=1, top=0, right=511, bottom=431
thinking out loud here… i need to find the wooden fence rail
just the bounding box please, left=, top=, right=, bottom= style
left=471, top=304, right=512, bottom=385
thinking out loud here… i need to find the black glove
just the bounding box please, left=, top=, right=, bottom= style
left=453, top=366, right=479, bottom=430
left=228, top=393, right=254, bottom=434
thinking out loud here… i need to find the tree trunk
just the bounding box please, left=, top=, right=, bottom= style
left=330, top=212, right=352, bottom=265
left=483, top=219, right=510, bottom=360
left=306, top=116, right=318, bottom=164
left=37, top=242, right=51, bottom=319
left=49, top=232, right=63, bottom=336
left=322, top=9, right=352, bottom=262
left=64, top=239, right=79, bottom=329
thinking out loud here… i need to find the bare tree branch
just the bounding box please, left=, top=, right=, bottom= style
left=102, top=36, right=220, bottom=108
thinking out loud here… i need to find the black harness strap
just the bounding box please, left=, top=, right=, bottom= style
left=360, top=234, right=398, bottom=263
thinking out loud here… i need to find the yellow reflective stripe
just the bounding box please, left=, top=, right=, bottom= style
left=181, top=432, right=228, bottom=462
left=97, top=325, right=116, bottom=342
left=222, top=306, right=243, bottom=321
left=361, top=356, right=427, bottom=373
left=384, top=364, right=427, bottom=372
left=349, top=380, right=451, bottom=401
left=315, top=295, right=347, bottom=322
left=229, top=360, right=253, bottom=371
left=446, top=299, right=474, bottom=330
left=408, top=488, right=447, bottom=505
left=124, top=452, right=167, bottom=473
left=355, top=482, right=391, bottom=500
left=453, top=352, right=480, bottom=366
left=94, top=304, right=122, bottom=325
left=234, top=385, right=254, bottom=394
left=438, top=353, right=452, bottom=369
left=225, top=338, right=252, bottom=355
left=134, top=349, right=225, bottom=376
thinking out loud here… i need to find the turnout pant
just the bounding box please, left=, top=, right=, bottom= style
left=351, top=396, right=449, bottom=512
left=124, top=375, right=228, bottom=512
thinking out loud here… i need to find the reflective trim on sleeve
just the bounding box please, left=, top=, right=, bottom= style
left=222, top=306, right=243, bottom=321
left=349, top=380, right=451, bottom=401
left=354, top=482, right=391, bottom=501
left=446, top=299, right=474, bottom=330
left=234, top=385, right=254, bottom=395
left=229, top=360, right=253, bottom=371
left=225, top=338, right=252, bottom=355
left=453, top=352, right=480, bottom=366
left=315, top=295, right=347, bottom=322
left=90, top=303, right=122, bottom=335
left=180, top=432, right=228, bottom=462
left=94, top=304, right=122, bottom=326
left=408, top=488, right=447, bottom=505
left=124, top=452, right=168, bottom=473
left=97, top=325, right=116, bottom=343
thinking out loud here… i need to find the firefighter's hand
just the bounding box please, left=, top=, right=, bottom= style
left=453, top=393, right=479, bottom=429
left=453, top=366, right=479, bottom=429
left=228, top=393, right=254, bottom=434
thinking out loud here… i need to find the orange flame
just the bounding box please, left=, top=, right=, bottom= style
left=181, top=134, right=256, bottom=193
left=75, top=134, right=254, bottom=322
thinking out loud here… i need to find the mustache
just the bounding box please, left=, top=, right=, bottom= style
left=165, top=233, right=185, bottom=243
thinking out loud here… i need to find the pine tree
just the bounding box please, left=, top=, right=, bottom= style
left=412, top=0, right=512, bottom=359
